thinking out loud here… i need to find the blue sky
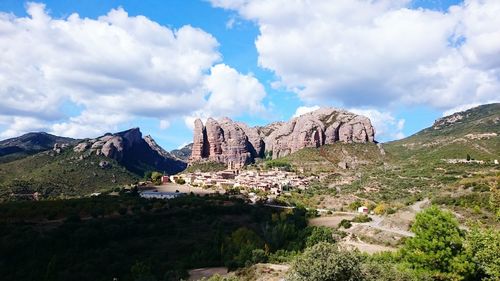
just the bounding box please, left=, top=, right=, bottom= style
left=0, top=0, right=498, bottom=150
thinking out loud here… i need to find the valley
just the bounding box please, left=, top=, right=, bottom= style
left=0, top=104, right=498, bottom=281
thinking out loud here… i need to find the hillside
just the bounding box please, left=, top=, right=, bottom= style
left=0, top=128, right=187, bottom=200
left=385, top=103, right=500, bottom=162
left=0, top=132, right=78, bottom=163
left=0, top=147, right=138, bottom=200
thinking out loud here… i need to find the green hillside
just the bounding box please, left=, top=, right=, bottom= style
left=0, top=147, right=138, bottom=201
left=385, top=103, right=500, bottom=162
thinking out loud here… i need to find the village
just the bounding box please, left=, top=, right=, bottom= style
left=138, top=167, right=318, bottom=202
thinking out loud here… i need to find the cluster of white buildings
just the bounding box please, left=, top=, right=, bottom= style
left=179, top=169, right=316, bottom=195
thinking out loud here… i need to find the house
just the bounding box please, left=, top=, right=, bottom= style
left=161, top=175, right=170, bottom=184
left=357, top=206, right=369, bottom=213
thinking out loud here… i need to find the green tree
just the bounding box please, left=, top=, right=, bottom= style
left=288, top=242, right=364, bottom=281
left=224, top=227, right=264, bottom=268
left=465, top=225, right=500, bottom=280
left=401, top=206, right=472, bottom=277
left=151, top=171, right=163, bottom=185
left=305, top=226, right=335, bottom=247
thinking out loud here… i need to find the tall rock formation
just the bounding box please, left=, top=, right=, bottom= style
left=189, top=107, right=375, bottom=167
left=189, top=118, right=253, bottom=168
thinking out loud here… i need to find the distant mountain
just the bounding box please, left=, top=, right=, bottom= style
left=0, top=128, right=187, bottom=199
left=385, top=103, right=500, bottom=161
left=73, top=128, right=187, bottom=176
left=0, top=132, right=78, bottom=162
left=170, top=143, right=193, bottom=161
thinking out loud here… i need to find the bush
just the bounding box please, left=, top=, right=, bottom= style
left=175, top=178, right=186, bottom=185
left=251, top=249, right=267, bottom=263
left=338, top=219, right=352, bottom=229
left=288, top=242, right=364, bottom=281
left=352, top=214, right=372, bottom=223
left=305, top=226, right=335, bottom=247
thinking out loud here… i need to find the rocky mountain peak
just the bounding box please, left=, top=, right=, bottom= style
left=73, top=128, right=186, bottom=175
left=189, top=107, right=375, bottom=167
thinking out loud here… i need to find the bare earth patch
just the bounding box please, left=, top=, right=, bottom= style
left=309, top=214, right=355, bottom=227
left=188, top=267, right=228, bottom=281
left=232, top=263, right=290, bottom=281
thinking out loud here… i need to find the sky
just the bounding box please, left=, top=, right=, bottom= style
left=0, top=0, right=499, bottom=150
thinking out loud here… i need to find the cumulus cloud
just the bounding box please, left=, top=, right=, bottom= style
left=184, top=63, right=267, bottom=128
left=211, top=0, right=500, bottom=111
left=0, top=3, right=267, bottom=139
left=292, top=106, right=320, bottom=118
left=349, top=108, right=406, bottom=141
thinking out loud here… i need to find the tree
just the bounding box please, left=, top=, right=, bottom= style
left=288, top=242, right=364, bottom=281
left=374, top=203, right=388, bottom=215
left=224, top=227, right=264, bottom=268
left=465, top=225, right=500, bottom=280
left=401, top=206, right=472, bottom=276
left=151, top=171, right=162, bottom=185
left=305, top=226, right=335, bottom=247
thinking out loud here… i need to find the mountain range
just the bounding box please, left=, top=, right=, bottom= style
left=0, top=103, right=498, bottom=200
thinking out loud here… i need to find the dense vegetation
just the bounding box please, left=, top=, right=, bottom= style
left=0, top=194, right=333, bottom=281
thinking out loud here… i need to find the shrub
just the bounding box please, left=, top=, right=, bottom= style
left=175, top=178, right=186, bottom=185
left=305, top=226, right=335, bottom=247
left=352, top=214, right=372, bottom=223
left=288, top=242, right=364, bottom=281
left=339, top=219, right=352, bottom=229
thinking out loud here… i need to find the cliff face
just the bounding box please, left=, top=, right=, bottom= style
left=189, top=118, right=253, bottom=168
left=189, top=107, right=375, bottom=166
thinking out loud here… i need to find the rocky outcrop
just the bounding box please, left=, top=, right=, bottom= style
left=189, top=118, right=253, bottom=168
left=189, top=107, right=375, bottom=166
left=73, top=128, right=187, bottom=175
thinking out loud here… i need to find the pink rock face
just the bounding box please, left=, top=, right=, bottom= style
left=206, top=118, right=225, bottom=156
left=189, top=118, right=253, bottom=167
left=189, top=107, right=376, bottom=165
left=190, top=119, right=206, bottom=162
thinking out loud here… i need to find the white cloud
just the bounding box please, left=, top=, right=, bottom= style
left=184, top=63, right=268, bottom=127
left=349, top=108, right=406, bottom=141
left=210, top=0, right=500, bottom=112
left=0, top=3, right=267, bottom=139
left=0, top=116, right=49, bottom=139
left=292, top=106, right=320, bottom=118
